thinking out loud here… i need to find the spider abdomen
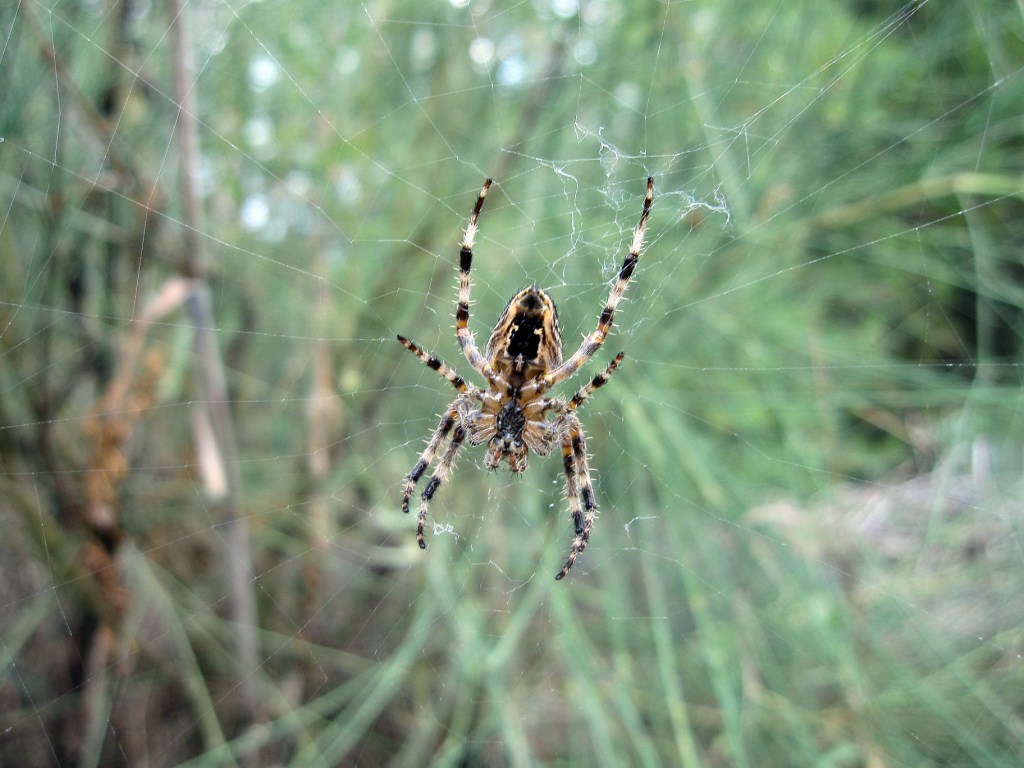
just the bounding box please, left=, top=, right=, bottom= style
left=486, top=287, right=562, bottom=387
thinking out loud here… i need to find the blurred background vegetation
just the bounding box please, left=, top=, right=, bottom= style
left=2, top=0, right=1023, bottom=765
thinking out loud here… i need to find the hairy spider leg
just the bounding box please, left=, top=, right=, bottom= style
left=455, top=179, right=500, bottom=386
left=568, top=352, right=625, bottom=411
left=527, top=352, right=624, bottom=579
left=555, top=421, right=596, bottom=580
left=417, top=425, right=468, bottom=549
left=526, top=177, right=653, bottom=397
left=402, top=408, right=458, bottom=516
left=396, top=335, right=469, bottom=393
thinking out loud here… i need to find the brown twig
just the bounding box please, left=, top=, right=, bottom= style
left=166, top=0, right=262, bottom=730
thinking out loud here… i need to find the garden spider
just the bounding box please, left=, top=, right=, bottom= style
left=397, top=177, right=653, bottom=579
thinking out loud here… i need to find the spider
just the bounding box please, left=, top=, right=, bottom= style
left=397, top=177, right=653, bottom=579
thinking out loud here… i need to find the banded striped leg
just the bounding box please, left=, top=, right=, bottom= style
left=455, top=179, right=497, bottom=383
left=527, top=177, right=653, bottom=397
left=417, top=425, right=467, bottom=549
left=402, top=409, right=458, bottom=516
left=530, top=352, right=623, bottom=418
left=568, top=352, right=624, bottom=411
left=555, top=418, right=596, bottom=580
left=396, top=335, right=469, bottom=392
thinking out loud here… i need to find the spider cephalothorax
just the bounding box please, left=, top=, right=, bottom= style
left=397, top=177, right=653, bottom=579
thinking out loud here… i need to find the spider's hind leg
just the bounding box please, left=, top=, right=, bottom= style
left=455, top=179, right=497, bottom=383
left=526, top=177, right=652, bottom=396
left=569, top=352, right=624, bottom=411
left=397, top=335, right=468, bottom=393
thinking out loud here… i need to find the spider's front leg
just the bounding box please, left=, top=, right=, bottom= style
left=416, top=425, right=467, bottom=549
left=401, top=402, right=473, bottom=549
left=402, top=407, right=459, bottom=517
left=555, top=414, right=597, bottom=580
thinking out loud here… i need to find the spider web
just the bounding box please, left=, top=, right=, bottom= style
left=2, top=0, right=1023, bottom=764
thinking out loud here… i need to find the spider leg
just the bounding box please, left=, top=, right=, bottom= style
left=527, top=351, right=621, bottom=433
left=455, top=179, right=499, bottom=384
left=555, top=415, right=597, bottom=580
left=568, top=352, right=624, bottom=411
left=397, top=335, right=469, bottom=393
left=418, top=425, right=467, bottom=549
left=526, top=177, right=652, bottom=397
left=402, top=407, right=458, bottom=516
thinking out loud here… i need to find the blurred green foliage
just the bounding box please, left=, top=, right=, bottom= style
left=1, top=0, right=1022, bottom=765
